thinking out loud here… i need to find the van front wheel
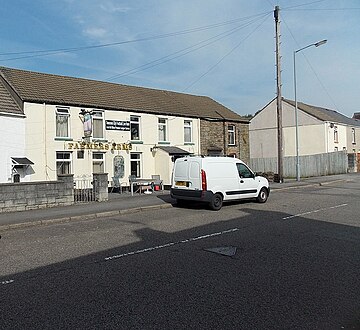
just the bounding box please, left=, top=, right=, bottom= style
left=257, top=187, right=268, bottom=203
left=209, top=193, right=223, bottom=211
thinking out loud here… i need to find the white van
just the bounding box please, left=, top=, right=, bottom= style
left=170, top=156, right=269, bottom=210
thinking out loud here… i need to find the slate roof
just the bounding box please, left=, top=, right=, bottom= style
left=0, top=77, right=23, bottom=115
left=11, top=157, right=34, bottom=165
left=284, top=99, right=360, bottom=127
left=0, top=66, right=247, bottom=122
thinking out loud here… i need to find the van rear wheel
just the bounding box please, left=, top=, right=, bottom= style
left=257, top=187, right=268, bottom=203
left=209, top=193, right=223, bottom=211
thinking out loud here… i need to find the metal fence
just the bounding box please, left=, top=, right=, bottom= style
left=250, top=151, right=348, bottom=178
left=74, top=175, right=97, bottom=202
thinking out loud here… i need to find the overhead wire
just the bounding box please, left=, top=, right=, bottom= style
left=282, top=0, right=327, bottom=10
left=282, top=0, right=360, bottom=11
left=280, top=11, right=340, bottom=112
left=106, top=12, right=272, bottom=82
left=0, top=11, right=271, bottom=62
left=0, top=10, right=273, bottom=103
left=182, top=13, right=272, bottom=92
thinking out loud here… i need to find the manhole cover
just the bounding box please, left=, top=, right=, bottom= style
left=204, top=246, right=237, bottom=257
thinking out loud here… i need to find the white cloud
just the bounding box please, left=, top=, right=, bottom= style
left=3, top=0, right=359, bottom=118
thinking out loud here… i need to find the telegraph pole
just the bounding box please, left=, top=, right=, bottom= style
left=274, top=6, right=283, bottom=183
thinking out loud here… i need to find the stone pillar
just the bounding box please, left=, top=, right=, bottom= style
left=93, top=173, right=109, bottom=202
left=57, top=174, right=74, bottom=205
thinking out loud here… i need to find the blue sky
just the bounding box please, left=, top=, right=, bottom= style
left=1, top=0, right=359, bottom=118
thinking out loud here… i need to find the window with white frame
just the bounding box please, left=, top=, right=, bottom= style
left=228, top=124, right=236, bottom=145
left=352, top=128, right=356, bottom=144
left=158, top=118, right=167, bottom=142
left=130, top=115, right=141, bottom=140
left=92, top=152, right=104, bottom=173
left=130, top=153, right=141, bottom=177
left=92, top=111, right=104, bottom=139
left=56, top=107, right=70, bottom=138
left=56, top=152, right=71, bottom=175
left=184, top=120, right=192, bottom=143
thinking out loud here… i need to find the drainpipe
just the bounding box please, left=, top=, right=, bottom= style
left=215, top=111, right=227, bottom=156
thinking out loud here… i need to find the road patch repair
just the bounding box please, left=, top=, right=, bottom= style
left=204, top=246, right=237, bottom=257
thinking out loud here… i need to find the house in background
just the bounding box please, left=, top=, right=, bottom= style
left=249, top=98, right=360, bottom=176
left=0, top=66, right=249, bottom=186
left=0, top=74, right=33, bottom=183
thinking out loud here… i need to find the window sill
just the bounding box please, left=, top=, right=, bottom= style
left=158, top=141, right=170, bottom=145
left=184, top=142, right=195, bottom=145
left=130, top=140, right=143, bottom=144
left=92, top=138, right=108, bottom=142
left=55, top=137, right=73, bottom=141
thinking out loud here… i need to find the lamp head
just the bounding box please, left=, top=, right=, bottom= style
left=315, top=39, right=327, bottom=47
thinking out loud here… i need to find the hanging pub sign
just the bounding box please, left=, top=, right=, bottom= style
left=105, top=120, right=130, bottom=131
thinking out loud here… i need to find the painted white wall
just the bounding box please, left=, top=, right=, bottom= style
left=23, top=102, right=200, bottom=184
left=250, top=99, right=350, bottom=159
left=0, top=114, right=26, bottom=183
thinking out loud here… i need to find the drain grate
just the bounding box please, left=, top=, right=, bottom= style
left=204, top=246, right=237, bottom=257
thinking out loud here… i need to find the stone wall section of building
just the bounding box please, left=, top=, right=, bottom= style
left=200, top=120, right=250, bottom=163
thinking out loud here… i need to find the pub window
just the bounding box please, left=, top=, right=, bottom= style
left=158, top=118, right=167, bottom=142
left=228, top=124, right=235, bottom=146
left=56, top=107, right=70, bottom=138
left=92, top=152, right=104, bottom=173
left=130, top=153, right=141, bottom=177
left=184, top=120, right=192, bottom=143
left=130, top=116, right=141, bottom=140
left=92, top=111, right=104, bottom=139
left=56, top=152, right=71, bottom=175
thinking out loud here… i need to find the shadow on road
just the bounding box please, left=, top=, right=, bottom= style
left=1, top=207, right=359, bottom=329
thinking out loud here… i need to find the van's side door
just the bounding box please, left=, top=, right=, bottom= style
left=235, top=163, right=259, bottom=198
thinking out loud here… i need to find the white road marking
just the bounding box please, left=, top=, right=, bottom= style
left=105, top=228, right=239, bottom=261
left=1, top=280, right=14, bottom=285
left=282, top=203, right=348, bottom=220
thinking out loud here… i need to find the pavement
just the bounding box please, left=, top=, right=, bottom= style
left=0, top=173, right=356, bottom=231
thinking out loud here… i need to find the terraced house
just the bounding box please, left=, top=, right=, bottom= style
left=0, top=66, right=249, bottom=188
left=250, top=98, right=360, bottom=176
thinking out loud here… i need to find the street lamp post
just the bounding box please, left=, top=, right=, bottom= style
left=293, top=39, right=327, bottom=181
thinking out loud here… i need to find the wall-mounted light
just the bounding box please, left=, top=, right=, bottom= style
left=150, top=145, right=158, bottom=152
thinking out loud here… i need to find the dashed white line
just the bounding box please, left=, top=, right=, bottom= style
left=282, top=203, right=348, bottom=220
left=105, top=228, right=239, bottom=261
left=1, top=280, right=14, bottom=285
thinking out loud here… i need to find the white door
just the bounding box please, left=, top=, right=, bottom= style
left=235, top=163, right=259, bottom=199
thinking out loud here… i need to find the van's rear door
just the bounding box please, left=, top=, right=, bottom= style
left=173, top=158, right=201, bottom=190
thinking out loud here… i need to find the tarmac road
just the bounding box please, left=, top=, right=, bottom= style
left=0, top=173, right=355, bottom=231
left=0, top=173, right=359, bottom=329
